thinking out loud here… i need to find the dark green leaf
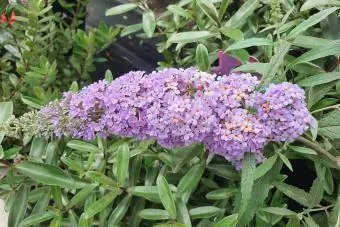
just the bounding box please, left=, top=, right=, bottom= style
left=308, top=167, right=325, bottom=208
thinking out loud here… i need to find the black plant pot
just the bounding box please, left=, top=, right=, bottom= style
left=86, top=0, right=164, bottom=80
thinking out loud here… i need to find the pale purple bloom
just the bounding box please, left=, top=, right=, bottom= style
left=37, top=69, right=312, bottom=168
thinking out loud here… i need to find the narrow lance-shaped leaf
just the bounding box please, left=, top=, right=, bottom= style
left=226, top=38, right=272, bottom=51
left=298, top=72, right=340, bottom=87
left=84, top=188, right=121, bottom=219
left=273, top=181, right=309, bottom=207
left=15, top=162, right=86, bottom=188
left=196, top=44, right=210, bottom=71
left=143, top=11, right=156, bottom=38
left=168, top=31, right=214, bottom=44
left=19, top=211, right=56, bottom=227
left=139, top=209, right=170, bottom=220
left=308, top=167, right=325, bottom=208
left=176, top=199, right=191, bottom=227
left=66, top=184, right=98, bottom=209
left=157, top=174, right=177, bottom=219
left=301, top=0, right=340, bottom=11
left=116, top=143, right=130, bottom=186
left=176, top=161, right=205, bottom=199
left=189, top=206, right=221, bottom=219
left=261, top=207, right=297, bottom=216
left=254, top=154, right=278, bottom=180
left=0, top=101, right=13, bottom=123
left=8, top=184, right=28, bottom=227
left=224, top=0, right=259, bottom=28
left=287, top=7, right=339, bottom=39
left=108, top=195, right=132, bottom=225
left=213, top=213, right=238, bottom=227
left=238, top=153, right=256, bottom=217
left=218, top=0, right=232, bottom=22
left=290, top=39, right=340, bottom=66
left=259, top=41, right=291, bottom=88
left=105, top=3, right=138, bottom=16
left=197, top=0, right=219, bottom=24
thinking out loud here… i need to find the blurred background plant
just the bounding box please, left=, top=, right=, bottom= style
left=0, top=0, right=340, bottom=227
left=0, top=0, right=119, bottom=115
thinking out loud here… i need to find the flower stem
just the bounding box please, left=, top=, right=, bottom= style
left=297, top=136, right=339, bottom=168
left=311, top=104, right=340, bottom=114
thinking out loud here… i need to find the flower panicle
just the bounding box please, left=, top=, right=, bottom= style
left=10, top=68, right=312, bottom=168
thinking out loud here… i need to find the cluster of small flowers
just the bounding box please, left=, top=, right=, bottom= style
left=37, top=68, right=312, bottom=166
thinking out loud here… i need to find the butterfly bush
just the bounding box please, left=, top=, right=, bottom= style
left=23, top=68, right=312, bottom=167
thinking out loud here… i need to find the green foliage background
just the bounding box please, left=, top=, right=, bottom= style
left=1, top=0, right=340, bottom=226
